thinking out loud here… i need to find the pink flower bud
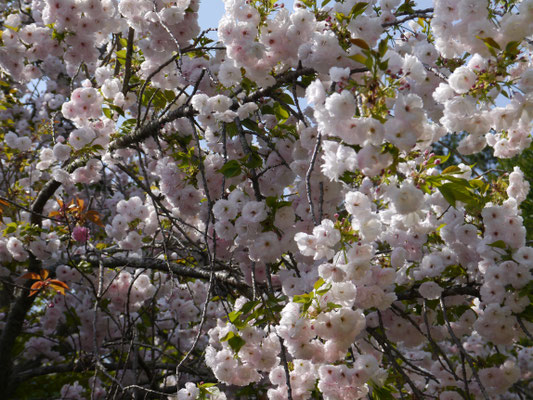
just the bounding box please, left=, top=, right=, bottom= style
left=72, top=226, right=90, bottom=243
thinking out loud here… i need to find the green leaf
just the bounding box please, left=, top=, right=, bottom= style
left=450, top=304, right=471, bottom=319
left=316, top=284, right=331, bottom=296
left=349, top=53, right=367, bottom=65
left=469, top=179, right=489, bottom=193
left=278, top=93, right=295, bottom=106
left=103, top=107, right=113, bottom=119
left=441, top=165, right=462, bottom=175
left=350, top=2, right=368, bottom=19
left=378, top=59, right=389, bottom=71
left=152, top=91, right=168, bottom=109
left=396, top=0, right=415, bottom=14
left=293, top=293, right=311, bottom=303
left=350, top=38, right=370, bottom=50
left=378, top=39, right=388, bottom=58
left=244, top=153, right=262, bottom=169
left=242, top=119, right=259, bottom=132
left=478, top=36, right=501, bottom=50
left=371, top=383, right=396, bottom=400
left=225, top=122, right=238, bottom=137
left=218, top=160, right=242, bottom=178
left=227, top=334, right=246, bottom=353
left=327, top=302, right=342, bottom=310
left=364, top=54, right=374, bottom=69
left=273, top=102, right=289, bottom=121
left=239, top=300, right=260, bottom=315
left=321, top=0, right=332, bottom=6
left=313, top=278, right=325, bottom=290
left=520, top=305, right=533, bottom=323
left=487, top=240, right=507, bottom=249
left=232, top=318, right=248, bottom=330
left=116, top=49, right=127, bottom=65
left=485, top=352, right=508, bottom=367
left=437, top=182, right=475, bottom=208
left=4, top=222, right=17, bottom=234
left=228, top=310, right=242, bottom=323
left=198, top=382, right=217, bottom=389
left=3, top=24, right=20, bottom=32
left=505, top=41, right=520, bottom=58
left=220, top=330, right=235, bottom=342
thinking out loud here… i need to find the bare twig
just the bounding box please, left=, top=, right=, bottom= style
left=439, top=296, right=490, bottom=400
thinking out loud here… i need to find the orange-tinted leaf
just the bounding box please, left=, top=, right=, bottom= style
left=0, top=198, right=7, bottom=222
left=49, top=210, right=62, bottom=217
left=350, top=38, right=370, bottom=50
left=21, top=272, right=42, bottom=280
left=49, top=279, right=69, bottom=290
left=29, top=281, right=46, bottom=296
left=76, top=197, right=84, bottom=210
left=66, top=199, right=76, bottom=212
left=50, top=282, right=68, bottom=295
left=30, top=281, right=45, bottom=290
left=39, top=269, right=49, bottom=280
left=86, top=210, right=104, bottom=226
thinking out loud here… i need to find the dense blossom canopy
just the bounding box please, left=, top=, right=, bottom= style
left=0, top=0, right=532, bottom=399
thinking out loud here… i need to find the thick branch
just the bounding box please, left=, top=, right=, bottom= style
left=122, top=27, right=135, bottom=95
left=87, top=255, right=254, bottom=295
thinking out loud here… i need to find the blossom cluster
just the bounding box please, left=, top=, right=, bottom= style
left=0, top=0, right=532, bottom=399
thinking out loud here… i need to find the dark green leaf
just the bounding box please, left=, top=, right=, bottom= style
left=239, top=300, right=260, bottom=315
left=218, top=160, right=242, bottom=178
left=350, top=2, right=368, bottom=19
left=378, top=39, right=388, bottom=57
left=228, top=334, right=246, bottom=353
left=278, top=93, right=295, bottom=106
left=242, top=119, right=259, bottom=132
left=520, top=305, right=533, bottom=323
left=244, top=153, right=262, bottom=169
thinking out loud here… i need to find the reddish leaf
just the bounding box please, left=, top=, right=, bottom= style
left=21, top=272, right=41, bottom=280
left=29, top=281, right=46, bottom=296
left=49, top=280, right=69, bottom=295
left=85, top=210, right=104, bottom=227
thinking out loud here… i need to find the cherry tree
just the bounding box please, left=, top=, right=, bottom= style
left=0, top=0, right=532, bottom=399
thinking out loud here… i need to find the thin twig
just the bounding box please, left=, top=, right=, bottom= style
left=439, top=296, right=490, bottom=400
